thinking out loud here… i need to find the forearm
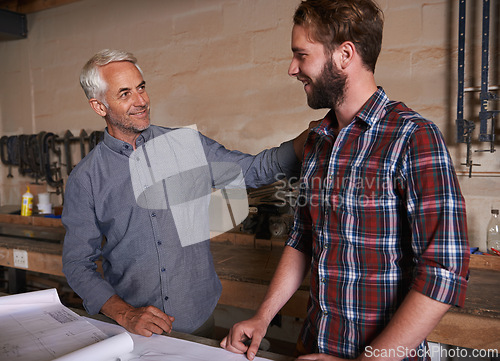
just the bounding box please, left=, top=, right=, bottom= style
left=100, top=294, right=133, bottom=324
left=221, top=245, right=310, bottom=359
left=360, top=290, right=450, bottom=361
left=254, top=246, right=310, bottom=325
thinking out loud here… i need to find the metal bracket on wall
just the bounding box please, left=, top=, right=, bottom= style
left=456, top=0, right=499, bottom=177
left=0, top=9, right=27, bottom=40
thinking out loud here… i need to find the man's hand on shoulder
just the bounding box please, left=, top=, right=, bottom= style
left=293, top=119, right=322, bottom=160
left=101, top=295, right=175, bottom=337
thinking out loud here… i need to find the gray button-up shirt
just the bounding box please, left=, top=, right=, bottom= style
left=62, top=125, right=299, bottom=333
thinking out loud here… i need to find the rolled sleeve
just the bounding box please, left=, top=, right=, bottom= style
left=285, top=138, right=313, bottom=257
left=286, top=191, right=313, bottom=257
left=403, top=123, right=469, bottom=307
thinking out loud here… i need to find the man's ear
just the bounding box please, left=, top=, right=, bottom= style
left=89, top=98, right=107, bottom=117
left=337, top=41, right=355, bottom=69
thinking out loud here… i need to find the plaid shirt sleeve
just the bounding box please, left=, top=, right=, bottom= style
left=288, top=201, right=313, bottom=257
left=401, top=121, right=469, bottom=307
left=287, top=196, right=312, bottom=258
left=287, top=130, right=322, bottom=258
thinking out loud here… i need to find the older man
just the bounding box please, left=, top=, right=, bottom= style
left=62, top=49, right=310, bottom=337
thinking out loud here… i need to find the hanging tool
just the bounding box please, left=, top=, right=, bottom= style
left=456, top=0, right=499, bottom=177
left=63, top=130, right=74, bottom=175
left=88, top=130, right=104, bottom=151
left=41, top=132, right=64, bottom=194
left=17, top=134, right=34, bottom=177
left=1, top=129, right=103, bottom=195
left=0, top=136, right=13, bottom=178
left=476, top=0, right=498, bottom=151
left=79, top=129, right=88, bottom=159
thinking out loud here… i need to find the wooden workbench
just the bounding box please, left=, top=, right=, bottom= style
left=0, top=215, right=499, bottom=351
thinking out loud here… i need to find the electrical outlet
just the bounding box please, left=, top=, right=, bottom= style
left=13, top=249, right=29, bottom=269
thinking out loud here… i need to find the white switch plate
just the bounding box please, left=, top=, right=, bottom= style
left=13, top=249, right=29, bottom=268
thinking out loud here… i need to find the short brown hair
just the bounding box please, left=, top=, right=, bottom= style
left=293, top=0, right=383, bottom=73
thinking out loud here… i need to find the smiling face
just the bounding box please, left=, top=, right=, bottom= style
left=90, top=61, right=151, bottom=143
left=288, top=24, right=347, bottom=109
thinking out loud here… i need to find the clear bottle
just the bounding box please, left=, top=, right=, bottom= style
left=486, top=209, right=500, bottom=255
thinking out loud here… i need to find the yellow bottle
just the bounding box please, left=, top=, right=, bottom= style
left=21, top=186, right=33, bottom=216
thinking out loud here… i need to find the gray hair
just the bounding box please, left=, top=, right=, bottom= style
left=79, top=49, right=144, bottom=104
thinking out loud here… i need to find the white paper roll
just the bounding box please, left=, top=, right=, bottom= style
left=52, top=332, right=134, bottom=361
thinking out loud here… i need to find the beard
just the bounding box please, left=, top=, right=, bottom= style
left=106, top=106, right=151, bottom=135
left=305, top=61, right=347, bottom=110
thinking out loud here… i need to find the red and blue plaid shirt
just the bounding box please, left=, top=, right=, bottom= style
left=287, top=88, right=469, bottom=359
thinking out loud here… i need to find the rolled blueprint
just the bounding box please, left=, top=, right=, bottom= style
left=52, top=332, right=134, bottom=361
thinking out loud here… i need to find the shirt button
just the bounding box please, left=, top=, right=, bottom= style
left=161, top=267, right=166, bottom=272
left=151, top=212, right=156, bottom=217
left=321, top=278, right=326, bottom=283
left=164, top=296, right=169, bottom=301
left=157, top=241, right=162, bottom=245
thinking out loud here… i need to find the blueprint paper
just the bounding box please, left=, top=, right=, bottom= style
left=0, top=288, right=60, bottom=313
left=0, top=289, right=273, bottom=361
left=0, top=289, right=133, bottom=361
left=87, top=318, right=273, bottom=361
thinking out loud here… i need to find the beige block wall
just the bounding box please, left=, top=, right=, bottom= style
left=0, top=0, right=498, bottom=251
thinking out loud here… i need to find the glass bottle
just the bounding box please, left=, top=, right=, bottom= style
left=486, top=209, right=500, bottom=255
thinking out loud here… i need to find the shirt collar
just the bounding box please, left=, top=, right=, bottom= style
left=355, top=86, right=389, bottom=128
left=103, top=126, right=154, bottom=156
left=313, top=87, right=389, bottom=135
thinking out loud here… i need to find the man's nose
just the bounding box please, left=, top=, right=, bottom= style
left=288, top=58, right=299, bottom=77
left=134, top=92, right=148, bottom=106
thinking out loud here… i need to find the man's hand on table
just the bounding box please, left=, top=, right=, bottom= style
left=101, top=294, right=175, bottom=337
left=220, top=316, right=269, bottom=360
left=117, top=305, right=175, bottom=337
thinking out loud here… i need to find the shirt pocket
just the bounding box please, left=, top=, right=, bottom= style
left=336, top=165, right=398, bottom=217
left=334, top=165, right=403, bottom=252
